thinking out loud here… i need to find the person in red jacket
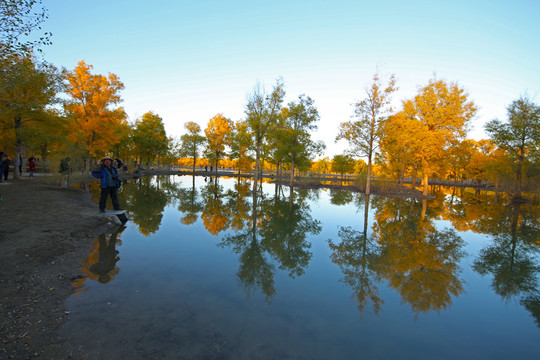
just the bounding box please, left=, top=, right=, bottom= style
left=28, top=157, right=36, bottom=178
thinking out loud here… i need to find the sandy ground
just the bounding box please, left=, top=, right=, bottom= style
left=0, top=175, right=122, bottom=359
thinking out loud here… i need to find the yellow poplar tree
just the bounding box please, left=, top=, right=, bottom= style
left=385, top=79, right=477, bottom=196
left=204, top=113, right=233, bottom=170
left=64, top=60, right=127, bottom=172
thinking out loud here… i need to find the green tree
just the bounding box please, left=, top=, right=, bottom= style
left=485, top=95, right=540, bottom=196
left=279, top=94, right=324, bottom=188
left=179, top=121, right=205, bottom=172
left=331, top=154, right=355, bottom=180
left=245, top=78, right=285, bottom=192
left=0, top=52, right=62, bottom=178
left=337, top=73, right=397, bottom=195
left=131, top=111, right=168, bottom=168
left=0, top=0, right=51, bottom=56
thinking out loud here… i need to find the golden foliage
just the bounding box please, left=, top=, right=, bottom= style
left=64, top=60, right=127, bottom=159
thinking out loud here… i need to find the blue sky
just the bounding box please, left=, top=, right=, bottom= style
left=41, top=0, right=540, bottom=157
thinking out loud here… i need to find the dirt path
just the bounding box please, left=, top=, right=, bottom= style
left=0, top=176, right=120, bottom=359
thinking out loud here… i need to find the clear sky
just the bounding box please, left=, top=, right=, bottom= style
left=41, top=0, right=540, bottom=158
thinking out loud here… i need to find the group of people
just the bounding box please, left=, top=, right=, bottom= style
left=0, top=152, right=124, bottom=214
left=0, top=153, right=36, bottom=182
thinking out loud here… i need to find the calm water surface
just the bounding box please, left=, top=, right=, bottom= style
left=63, top=175, right=540, bottom=359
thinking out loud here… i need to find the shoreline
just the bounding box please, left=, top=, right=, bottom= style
left=0, top=177, right=122, bottom=359
left=134, top=168, right=431, bottom=198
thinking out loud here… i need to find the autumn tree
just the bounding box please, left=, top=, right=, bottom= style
left=311, top=157, right=331, bottom=174
left=0, top=52, right=62, bottom=178
left=0, top=0, right=51, bottom=56
left=131, top=111, right=168, bottom=168
left=179, top=121, right=205, bottom=172
left=379, top=113, right=418, bottom=184
left=110, top=119, right=132, bottom=161
left=485, top=95, right=540, bottom=196
left=446, top=139, right=476, bottom=183
left=383, top=79, right=477, bottom=196
left=64, top=60, right=127, bottom=172
left=337, top=73, right=397, bottom=195
left=229, top=120, right=252, bottom=174
left=245, top=78, right=285, bottom=192
left=204, top=113, right=233, bottom=171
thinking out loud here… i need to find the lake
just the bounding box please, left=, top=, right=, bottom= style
left=62, top=175, right=540, bottom=359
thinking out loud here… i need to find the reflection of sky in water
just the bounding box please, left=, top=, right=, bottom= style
left=63, top=176, right=540, bottom=359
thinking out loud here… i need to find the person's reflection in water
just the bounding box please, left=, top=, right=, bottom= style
left=89, top=226, right=125, bottom=284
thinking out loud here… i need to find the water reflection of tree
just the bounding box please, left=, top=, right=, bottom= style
left=220, top=185, right=320, bottom=301
left=201, top=177, right=232, bottom=235
left=175, top=176, right=204, bottom=225
left=443, top=188, right=512, bottom=234
left=329, top=222, right=384, bottom=316
left=220, top=191, right=276, bottom=300
left=472, top=202, right=540, bottom=327
left=329, top=189, right=354, bottom=206
left=260, top=192, right=321, bottom=278
left=124, top=177, right=168, bottom=235
left=225, top=180, right=251, bottom=231
left=330, top=195, right=466, bottom=316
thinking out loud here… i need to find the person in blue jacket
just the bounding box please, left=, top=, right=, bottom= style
left=92, top=156, right=122, bottom=213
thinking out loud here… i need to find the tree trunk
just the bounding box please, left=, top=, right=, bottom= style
left=289, top=156, right=295, bottom=189
left=275, top=162, right=280, bottom=194
left=41, top=141, right=48, bottom=172
left=422, top=172, right=429, bottom=196
left=421, top=158, right=429, bottom=196
left=85, top=152, right=91, bottom=174
left=363, top=195, right=370, bottom=237
left=13, top=117, right=22, bottom=180
left=516, top=148, right=525, bottom=197
left=260, top=157, right=264, bottom=188
left=253, top=140, right=260, bottom=193
left=366, top=151, right=372, bottom=195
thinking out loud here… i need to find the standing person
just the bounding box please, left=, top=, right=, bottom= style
left=3, top=155, right=10, bottom=180
left=28, top=157, right=36, bottom=178
left=58, top=157, right=71, bottom=188
left=92, top=156, right=122, bottom=213
left=18, top=155, right=23, bottom=176
left=0, top=154, right=7, bottom=183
